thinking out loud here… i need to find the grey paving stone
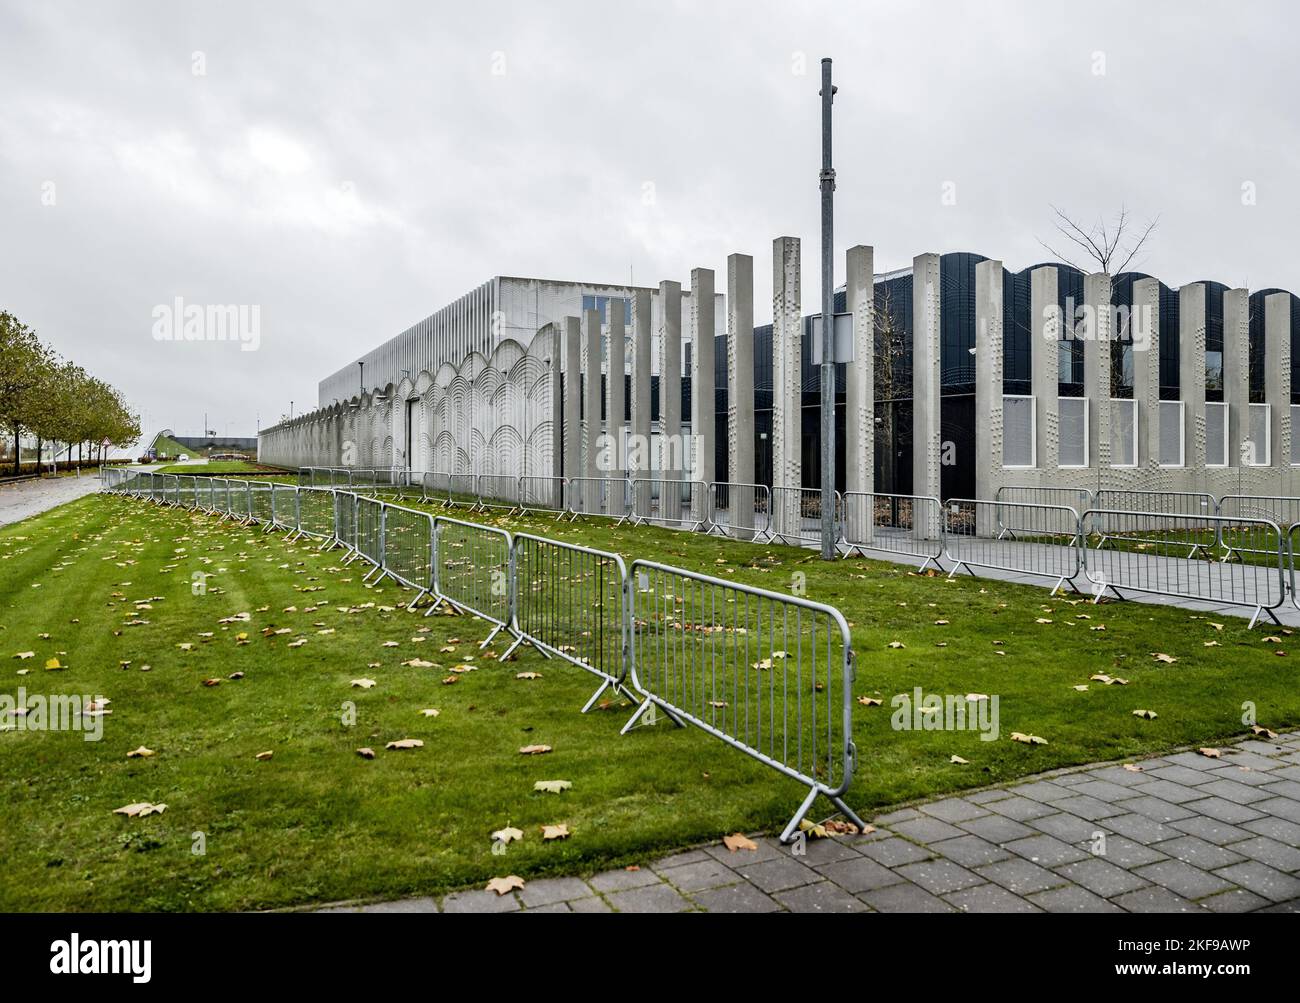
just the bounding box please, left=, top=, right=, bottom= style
left=1258, top=779, right=1300, bottom=801
left=568, top=896, right=613, bottom=913
left=1004, top=833, right=1091, bottom=867
left=1028, top=885, right=1123, bottom=913
left=895, top=858, right=984, bottom=895
left=522, top=902, right=571, bottom=913
left=1219, top=750, right=1284, bottom=771
left=1086, top=765, right=1163, bottom=788
left=1116, top=795, right=1199, bottom=823
left=1241, top=816, right=1300, bottom=844
left=1181, top=796, right=1266, bottom=825
left=691, top=882, right=782, bottom=913
left=1133, top=860, right=1235, bottom=900
left=890, top=815, right=968, bottom=844
left=588, top=867, right=662, bottom=893
left=1249, top=796, right=1300, bottom=824
left=654, top=848, right=711, bottom=869
left=1015, top=780, right=1076, bottom=803
left=859, top=836, right=933, bottom=868
left=918, top=798, right=992, bottom=823
left=775, top=880, right=870, bottom=913
left=1127, top=779, right=1206, bottom=805
left=1145, top=764, right=1219, bottom=787
left=1228, top=836, right=1300, bottom=872
left=794, top=835, right=863, bottom=865
left=1092, top=834, right=1168, bottom=869
left=1069, top=779, right=1144, bottom=802
left=1101, top=812, right=1182, bottom=844
left=1213, top=861, right=1300, bottom=902
left=858, top=881, right=956, bottom=913
left=871, top=807, right=921, bottom=826
left=1055, top=857, right=1150, bottom=898
left=654, top=858, right=741, bottom=893
left=358, top=897, right=438, bottom=913
left=606, top=883, right=692, bottom=913
left=1111, top=886, right=1204, bottom=913
left=442, top=888, right=521, bottom=913
left=703, top=837, right=784, bottom=866
left=1198, top=888, right=1272, bottom=913
left=1195, top=777, right=1277, bottom=805
left=1164, top=750, right=1232, bottom=770
left=732, top=856, right=821, bottom=894
left=974, top=857, right=1068, bottom=895
left=1205, top=765, right=1280, bottom=787
left=1031, top=812, right=1107, bottom=843
left=517, top=877, right=595, bottom=908
left=958, top=813, right=1038, bottom=843
left=929, top=834, right=1012, bottom=868
left=984, top=796, right=1059, bottom=822
left=1151, top=835, right=1246, bottom=871
left=1233, top=739, right=1289, bottom=757
left=815, top=854, right=907, bottom=893
left=944, top=882, right=1040, bottom=913
left=1048, top=794, right=1128, bottom=822
left=1170, top=815, right=1253, bottom=845
left=967, top=788, right=1016, bottom=804
left=1254, top=899, right=1300, bottom=913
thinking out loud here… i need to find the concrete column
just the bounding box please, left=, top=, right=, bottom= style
left=548, top=336, right=563, bottom=481
left=1132, top=278, right=1161, bottom=470
left=912, top=253, right=941, bottom=501
left=845, top=245, right=874, bottom=497
left=1265, top=292, right=1292, bottom=474
left=1030, top=266, right=1061, bottom=471
left=630, top=289, right=653, bottom=518
left=975, top=259, right=1004, bottom=513
left=582, top=308, right=603, bottom=510
left=658, top=280, right=683, bottom=523
left=607, top=297, right=627, bottom=515
left=727, top=253, right=755, bottom=536
left=690, top=267, right=715, bottom=524
left=1223, top=288, right=1250, bottom=466
left=1083, top=272, right=1112, bottom=469
left=1179, top=284, right=1207, bottom=469
left=772, top=237, right=802, bottom=539
left=563, top=316, right=581, bottom=490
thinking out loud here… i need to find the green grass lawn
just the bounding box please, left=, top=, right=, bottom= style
left=2, top=492, right=1297, bottom=912
left=152, top=460, right=285, bottom=476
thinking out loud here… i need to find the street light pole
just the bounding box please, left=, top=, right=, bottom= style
left=819, top=57, right=837, bottom=561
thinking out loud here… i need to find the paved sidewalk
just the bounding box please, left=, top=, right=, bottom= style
left=320, top=730, right=1300, bottom=913
left=0, top=471, right=107, bottom=527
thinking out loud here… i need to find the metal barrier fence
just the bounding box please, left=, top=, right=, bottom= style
left=994, top=486, right=1093, bottom=538
left=944, top=499, right=1083, bottom=594
left=1083, top=510, right=1286, bottom=628
left=332, top=489, right=355, bottom=552
left=565, top=477, right=629, bottom=520
left=430, top=516, right=515, bottom=646
left=770, top=486, right=841, bottom=548
left=296, top=487, right=336, bottom=543
left=518, top=475, right=567, bottom=515
left=272, top=484, right=299, bottom=532
left=477, top=474, right=522, bottom=511
left=840, top=492, right=944, bottom=572
left=250, top=482, right=274, bottom=526
left=1219, top=496, right=1300, bottom=561
left=354, top=494, right=383, bottom=568
left=507, top=533, right=632, bottom=711
left=623, top=560, right=862, bottom=842
left=1093, top=490, right=1219, bottom=558
left=382, top=503, right=435, bottom=604
left=625, top=478, right=709, bottom=532
left=707, top=482, right=773, bottom=542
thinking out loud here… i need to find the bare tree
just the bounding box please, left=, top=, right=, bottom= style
left=1038, top=204, right=1160, bottom=276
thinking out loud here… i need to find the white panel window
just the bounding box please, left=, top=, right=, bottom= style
left=1058, top=397, right=1088, bottom=468
left=1206, top=402, right=1228, bottom=467
left=1159, top=401, right=1185, bottom=467
left=1003, top=395, right=1036, bottom=468
left=1110, top=399, right=1138, bottom=467
left=1246, top=403, right=1271, bottom=466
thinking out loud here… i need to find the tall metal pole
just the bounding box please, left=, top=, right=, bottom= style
left=818, top=57, right=837, bottom=560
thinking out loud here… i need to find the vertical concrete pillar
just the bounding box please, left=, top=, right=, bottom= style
left=1265, top=293, right=1292, bottom=476
left=690, top=267, right=716, bottom=524
left=630, top=290, right=653, bottom=518
left=582, top=308, right=603, bottom=510
left=1083, top=272, right=1113, bottom=469
left=658, top=280, right=683, bottom=522
left=727, top=253, right=755, bottom=536
left=845, top=245, right=874, bottom=497
left=1179, top=284, right=1207, bottom=470
left=975, top=259, right=1004, bottom=516
left=912, top=253, right=941, bottom=502
left=563, top=316, right=581, bottom=490
left=1223, top=288, right=1250, bottom=466
left=772, top=237, right=802, bottom=540
left=1131, top=278, right=1161, bottom=470
left=607, top=297, right=627, bottom=514
left=1030, top=266, right=1061, bottom=472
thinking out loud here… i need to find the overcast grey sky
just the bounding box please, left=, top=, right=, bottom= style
left=2, top=0, right=1297, bottom=445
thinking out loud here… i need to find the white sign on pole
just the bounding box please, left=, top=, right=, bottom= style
left=811, top=312, right=854, bottom=364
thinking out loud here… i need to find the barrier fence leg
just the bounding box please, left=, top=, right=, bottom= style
left=619, top=697, right=685, bottom=735
left=778, top=788, right=868, bottom=845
